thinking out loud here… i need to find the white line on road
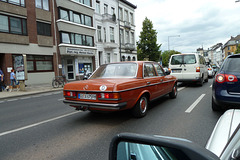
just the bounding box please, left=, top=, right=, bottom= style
left=185, top=94, right=206, bottom=113
left=58, top=98, right=64, bottom=101
left=210, top=85, right=212, bottom=88
left=20, top=97, right=31, bottom=100
left=7, top=99, right=18, bottom=102
left=0, top=112, right=79, bottom=137
left=0, top=101, right=4, bottom=103
left=178, top=87, right=185, bottom=91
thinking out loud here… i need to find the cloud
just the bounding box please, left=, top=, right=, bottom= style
left=130, top=0, right=240, bottom=53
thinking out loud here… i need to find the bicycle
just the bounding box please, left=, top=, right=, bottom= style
left=52, top=75, right=68, bottom=88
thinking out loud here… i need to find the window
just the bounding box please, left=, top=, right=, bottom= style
left=35, top=0, right=49, bottom=11
left=111, top=7, right=115, bottom=15
left=104, top=4, right=108, bottom=14
left=144, top=63, right=156, bottom=77
left=120, top=29, right=124, bottom=44
left=228, top=46, right=231, bottom=50
left=97, top=26, right=102, bottom=42
left=60, top=9, right=69, bottom=21
left=0, top=15, right=27, bottom=35
left=96, top=1, right=100, bottom=14
left=73, top=13, right=80, bottom=23
left=154, top=64, right=165, bottom=76
left=27, top=55, right=53, bottom=72
left=125, top=10, right=129, bottom=22
left=84, top=15, right=92, bottom=26
left=130, top=12, right=133, bottom=24
left=107, top=53, right=110, bottom=63
left=119, top=8, right=123, bottom=21
left=72, top=0, right=91, bottom=7
left=131, top=32, right=134, bottom=44
left=60, top=32, right=93, bottom=47
left=0, top=0, right=25, bottom=7
left=103, top=27, right=106, bottom=42
left=110, top=27, right=114, bottom=43
left=125, top=31, right=129, bottom=43
left=37, top=22, right=51, bottom=36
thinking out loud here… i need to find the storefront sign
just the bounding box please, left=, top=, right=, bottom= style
left=66, top=48, right=94, bottom=55
left=15, top=55, right=25, bottom=80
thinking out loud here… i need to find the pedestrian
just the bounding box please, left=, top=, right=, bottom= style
left=10, top=69, right=19, bottom=91
left=0, top=68, right=4, bottom=92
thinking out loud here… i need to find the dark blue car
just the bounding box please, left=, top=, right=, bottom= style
left=212, top=54, right=240, bottom=111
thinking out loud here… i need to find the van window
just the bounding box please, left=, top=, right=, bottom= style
left=171, top=54, right=196, bottom=65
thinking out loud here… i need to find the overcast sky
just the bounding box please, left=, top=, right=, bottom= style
left=129, top=0, right=240, bottom=53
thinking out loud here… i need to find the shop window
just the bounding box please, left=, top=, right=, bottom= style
left=27, top=55, right=53, bottom=72
left=37, top=22, right=51, bottom=36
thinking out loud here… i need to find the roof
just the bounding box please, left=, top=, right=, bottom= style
left=223, top=35, right=240, bottom=48
left=120, top=0, right=137, bottom=9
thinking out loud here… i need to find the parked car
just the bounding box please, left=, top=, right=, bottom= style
left=207, top=65, right=214, bottom=78
left=169, top=53, right=208, bottom=86
left=109, top=109, right=240, bottom=160
left=63, top=61, right=177, bottom=118
left=212, top=54, right=240, bottom=111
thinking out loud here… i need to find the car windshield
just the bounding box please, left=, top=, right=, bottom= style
left=90, top=63, right=137, bottom=79
left=221, top=56, right=240, bottom=72
left=171, top=54, right=196, bottom=65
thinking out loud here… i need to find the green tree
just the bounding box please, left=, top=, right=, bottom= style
left=161, top=50, right=181, bottom=67
left=137, top=17, right=161, bottom=61
left=235, top=44, right=240, bottom=54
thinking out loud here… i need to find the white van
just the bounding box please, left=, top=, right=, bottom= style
left=169, top=53, right=208, bottom=86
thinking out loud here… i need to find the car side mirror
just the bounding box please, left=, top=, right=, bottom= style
left=109, top=133, right=219, bottom=160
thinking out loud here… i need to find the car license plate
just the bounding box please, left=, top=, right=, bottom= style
left=172, top=70, right=181, bottom=73
left=78, top=93, right=96, bottom=100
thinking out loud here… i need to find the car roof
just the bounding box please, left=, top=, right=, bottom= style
left=227, top=53, right=240, bottom=58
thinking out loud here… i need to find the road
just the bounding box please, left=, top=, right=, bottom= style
left=0, top=79, right=223, bottom=160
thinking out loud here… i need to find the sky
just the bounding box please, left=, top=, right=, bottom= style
left=129, top=0, right=240, bottom=53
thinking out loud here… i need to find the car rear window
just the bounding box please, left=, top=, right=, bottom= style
left=90, top=63, right=137, bottom=79
left=171, top=54, right=196, bottom=65
left=222, top=56, right=240, bottom=72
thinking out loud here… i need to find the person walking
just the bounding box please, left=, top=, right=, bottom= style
left=10, top=69, right=18, bottom=91
left=0, top=68, right=4, bottom=92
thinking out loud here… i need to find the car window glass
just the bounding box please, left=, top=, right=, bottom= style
left=183, top=55, right=196, bottom=64
left=144, top=63, right=156, bottom=77
left=171, top=55, right=183, bottom=65
left=222, top=57, right=240, bottom=72
left=154, top=64, right=165, bottom=76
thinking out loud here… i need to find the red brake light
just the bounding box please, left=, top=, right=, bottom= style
left=98, top=93, right=120, bottom=100
left=208, top=68, right=212, bottom=70
left=64, top=91, right=76, bottom=97
left=216, top=74, right=238, bottom=83
left=196, top=67, right=200, bottom=72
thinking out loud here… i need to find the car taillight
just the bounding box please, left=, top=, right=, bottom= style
left=216, top=74, right=238, bottom=83
left=208, top=68, right=212, bottom=71
left=196, top=67, right=200, bottom=72
left=98, top=93, right=120, bottom=100
left=64, top=91, right=76, bottom=97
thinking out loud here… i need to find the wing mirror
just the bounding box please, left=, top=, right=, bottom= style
left=109, top=133, right=219, bottom=160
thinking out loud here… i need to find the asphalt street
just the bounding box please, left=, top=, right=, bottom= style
left=0, top=79, right=223, bottom=160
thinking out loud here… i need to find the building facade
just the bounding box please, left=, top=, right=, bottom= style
left=222, top=35, right=240, bottom=58
left=118, top=0, right=137, bottom=61
left=0, top=0, right=57, bottom=85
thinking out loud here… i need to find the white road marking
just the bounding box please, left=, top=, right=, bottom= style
left=7, top=99, right=18, bottom=102
left=185, top=94, right=206, bottom=113
left=0, top=101, right=4, bottom=103
left=0, top=112, right=79, bottom=137
left=58, top=98, right=64, bottom=101
left=42, top=93, right=53, bottom=96
left=210, top=85, right=212, bottom=88
left=20, top=97, right=31, bottom=100
left=178, top=87, right=185, bottom=91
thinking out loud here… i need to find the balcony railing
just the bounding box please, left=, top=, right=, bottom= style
left=124, top=43, right=135, bottom=51
left=102, top=13, right=116, bottom=22
left=124, top=21, right=131, bottom=29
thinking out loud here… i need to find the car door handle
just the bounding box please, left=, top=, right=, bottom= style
left=147, top=82, right=151, bottom=84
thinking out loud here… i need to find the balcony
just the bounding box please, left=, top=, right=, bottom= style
left=103, top=41, right=118, bottom=49
left=102, top=13, right=116, bottom=23
left=124, top=43, right=135, bottom=51
left=124, top=21, right=131, bottom=29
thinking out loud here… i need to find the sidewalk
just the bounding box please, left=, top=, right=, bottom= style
left=0, top=83, right=63, bottom=100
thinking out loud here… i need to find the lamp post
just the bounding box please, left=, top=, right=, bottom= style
left=168, top=35, right=180, bottom=51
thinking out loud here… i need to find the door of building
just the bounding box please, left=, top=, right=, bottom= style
left=67, top=59, right=74, bottom=80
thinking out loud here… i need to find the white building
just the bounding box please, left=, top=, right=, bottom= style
left=93, top=0, right=137, bottom=69
left=208, top=43, right=223, bottom=66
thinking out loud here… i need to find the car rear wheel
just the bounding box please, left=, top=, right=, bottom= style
left=212, top=97, right=220, bottom=111
left=132, top=95, right=148, bottom=118
left=169, top=83, right=177, bottom=99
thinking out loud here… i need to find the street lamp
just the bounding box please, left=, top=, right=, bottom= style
left=168, top=35, right=180, bottom=51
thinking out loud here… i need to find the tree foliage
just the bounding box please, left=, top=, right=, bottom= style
left=137, top=17, right=161, bottom=61
left=235, top=44, right=240, bottom=54
left=161, top=50, right=181, bottom=67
